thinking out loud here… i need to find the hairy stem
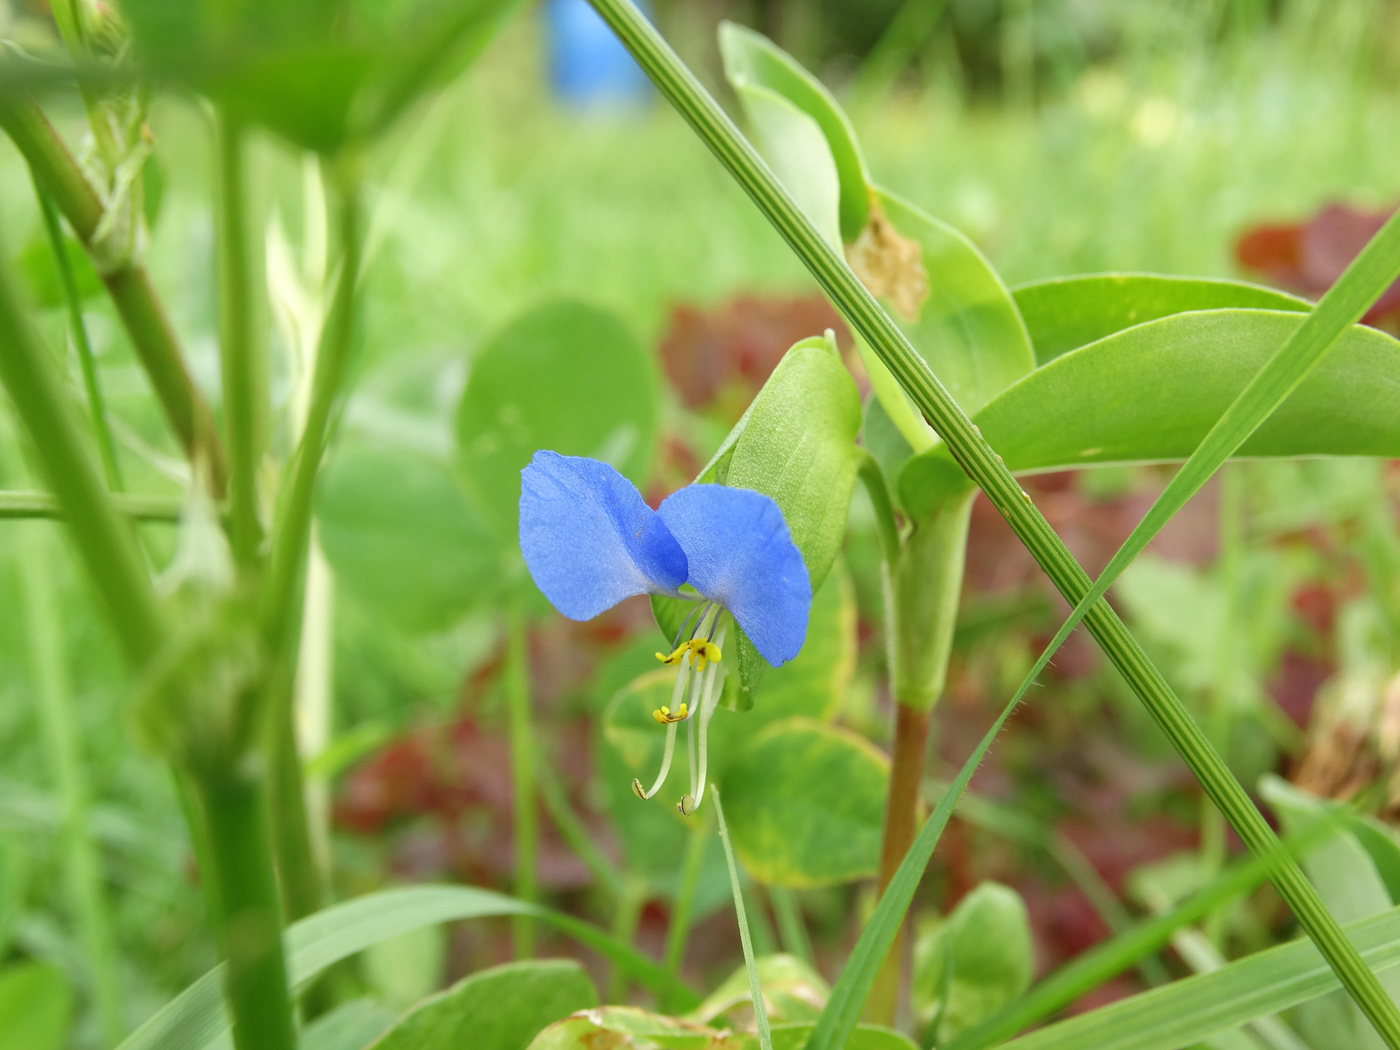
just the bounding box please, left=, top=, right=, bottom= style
left=506, top=597, right=538, bottom=957
left=214, top=113, right=267, bottom=571
left=0, top=96, right=227, bottom=491
left=583, top=3, right=1400, bottom=1039
left=193, top=766, right=296, bottom=1050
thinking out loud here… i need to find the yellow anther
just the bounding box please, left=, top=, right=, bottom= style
left=652, top=703, right=688, bottom=725
left=691, top=640, right=722, bottom=670
left=655, top=643, right=689, bottom=666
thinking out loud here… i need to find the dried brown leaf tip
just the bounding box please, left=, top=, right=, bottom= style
left=846, top=201, right=928, bottom=321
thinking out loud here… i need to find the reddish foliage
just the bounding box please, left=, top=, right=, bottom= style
left=1236, top=202, right=1400, bottom=326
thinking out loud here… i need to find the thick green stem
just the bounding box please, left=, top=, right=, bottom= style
left=0, top=236, right=162, bottom=666
left=193, top=767, right=296, bottom=1050
left=269, top=665, right=324, bottom=922
left=583, top=4, right=1400, bottom=1040
left=505, top=598, right=538, bottom=957
left=34, top=182, right=122, bottom=490
left=213, top=113, right=267, bottom=572
left=16, top=523, right=123, bottom=1045
left=0, top=96, right=227, bottom=492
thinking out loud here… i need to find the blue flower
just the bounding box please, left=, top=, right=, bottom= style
left=519, top=450, right=812, bottom=812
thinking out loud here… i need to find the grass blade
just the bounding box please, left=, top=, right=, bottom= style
left=713, top=787, right=773, bottom=1050
left=574, top=4, right=1400, bottom=1040
left=118, top=885, right=695, bottom=1050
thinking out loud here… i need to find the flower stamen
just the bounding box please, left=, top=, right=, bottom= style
left=652, top=703, right=688, bottom=724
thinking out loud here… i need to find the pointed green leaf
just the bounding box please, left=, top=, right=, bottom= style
left=458, top=300, right=658, bottom=542
left=317, top=445, right=505, bottom=632
left=721, top=718, right=888, bottom=887
left=900, top=310, right=1400, bottom=519
left=373, top=959, right=596, bottom=1050
left=718, top=23, right=870, bottom=240
left=993, top=907, right=1400, bottom=1050
left=301, top=999, right=396, bottom=1050
left=1012, top=274, right=1310, bottom=365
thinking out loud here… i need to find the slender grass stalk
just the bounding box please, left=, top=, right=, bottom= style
left=854, top=0, right=952, bottom=103
left=663, top=804, right=712, bottom=995
left=769, top=886, right=814, bottom=965
left=0, top=235, right=162, bottom=666
left=46, top=0, right=121, bottom=172
left=33, top=182, right=122, bottom=490
left=16, top=522, right=123, bottom=1045
left=505, top=597, right=538, bottom=957
left=192, top=766, right=296, bottom=1050
left=714, top=788, right=773, bottom=1050
left=582, top=3, right=1400, bottom=1040
left=607, top=875, right=648, bottom=1003
left=0, top=97, right=227, bottom=492
left=538, top=757, right=626, bottom=901
left=213, top=113, right=267, bottom=572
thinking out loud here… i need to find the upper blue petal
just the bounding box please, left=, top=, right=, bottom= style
left=657, top=484, right=811, bottom=666
left=520, top=451, right=688, bottom=620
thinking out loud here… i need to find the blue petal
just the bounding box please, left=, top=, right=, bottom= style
left=657, top=484, right=811, bottom=666
left=520, top=451, right=688, bottom=620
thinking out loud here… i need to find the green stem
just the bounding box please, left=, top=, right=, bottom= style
left=16, top=523, right=123, bottom=1045
left=0, top=489, right=179, bottom=520
left=33, top=181, right=122, bottom=490
left=213, top=113, right=267, bottom=572
left=663, top=805, right=712, bottom=991
left=769, top=886, right=814, bottom=965
left=46, top=0, right=121, bottom=172
left=539, top=757, right=625, bottom=901
left=192, top=767, right=296, bottom=1050
left=582, top=4, right=1400, bottom=1040
left=0, top=96, right=227, bottom=493
left=0, top=238, right=162, bottom=666
left=268, top=666, right=324, bottom=923
left=714, top=787, right=773, bottom=1050
left=505, top=597, right=538, bottom=957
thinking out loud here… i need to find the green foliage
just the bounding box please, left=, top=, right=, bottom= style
left=373, top=959, right=597, bottom=1050
left=1011, top=274, right=1310, bottom=365
left=721, top=719, right=888, bottom=887
left=301, top=999, right=397, bottom=1050
left=899, top=310, right=1400, bottom=519
left=913, top=882, right=1034, bottom=1044
left=0, top=962, right=72, bottom=1050
left=693, top=954, right=829, bottom=1025
left=17, top=231, right=101, bottom=309
left=317, top=445, right=504, bottom=632
left=458, top=300, right=658, bottom=541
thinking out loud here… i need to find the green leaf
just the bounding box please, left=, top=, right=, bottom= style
left=458, top=300, right=658, bottom=542
left=529, top=1006, right=734, bottom=1050
left=899, top=310, right=1400, bottom=519
left=767, top=1026, right=916, bottom=1050
left=17, top=231, right=101, bottom=309
left=1011, top=274, right=1310, bottom=365
left=0, top=962, right=72, bottom=1050
left=317, top=445, right=505, bottom=632
left=717, top=22, right=870, bottom=240
left=721, top=718, right=888, bottom=887
left=1261, top=776, right=1400, bottom=1049
left=994, top=906, right=1400, bottom=1050
left=913, top=882, right=1033, bottom=1043
left=692, top=955, right=830, bottom=1025
left=122, top=0, right=524, bottom=153
left=117, top=886, right=693, bottom=1050
left=301, top=999, right=397, bottom=1050
left=875, top=189, right=1035, bottom=422
left=373, top=959, right=596, bottom=1050
left=754, top=562, right=856, bottom=724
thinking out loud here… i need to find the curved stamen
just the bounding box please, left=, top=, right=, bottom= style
left=679, top=624, right=727, bottom=816
left=633, top=654, right=694, bottom=800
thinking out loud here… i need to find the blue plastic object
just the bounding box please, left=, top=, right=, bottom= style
left=544, top=0, right=651, bottom=106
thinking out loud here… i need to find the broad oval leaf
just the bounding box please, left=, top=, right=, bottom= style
left=914, top=882, right=1033, bottom=1043
left=1012, top=273, right=1310, bottom=365
left=0, top=962, right=71, bottom=1050
left=900, top=309, right=1400, bottom=518
left=721, top=718, right=889, bottom=887
left=317, top=445, right=505, bottom=632
left=373, top=959, right=596, bottom=1050
left=718, top=22, right=870, bottom=240
left=457, top=300, right=658, bottom=541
